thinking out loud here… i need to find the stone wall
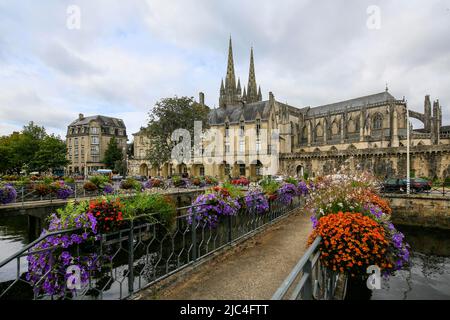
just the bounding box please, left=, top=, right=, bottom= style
left=385, top=194, right=450, bottom=229
left=280, top=144, right=450, bottom=179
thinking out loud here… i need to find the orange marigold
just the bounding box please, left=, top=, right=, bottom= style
left=309, top=212, right=393, bottom=277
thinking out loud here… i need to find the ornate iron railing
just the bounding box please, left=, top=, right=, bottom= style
left=271, top=236, right=343, bottom=300
left=380, top=180, right=450, bottom=197
left=0, top=182, right=209, bottom=209
left=0, top=193, right=303, bottom=300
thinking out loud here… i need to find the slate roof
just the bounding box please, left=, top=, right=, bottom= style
left=69, top=115, right=126, bottom=128
left=307, top=91, right=397, bottom=116
left=208, top=101, right=271, bottom=125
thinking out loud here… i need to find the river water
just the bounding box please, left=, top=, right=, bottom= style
left=0, top=214, right=449, bottom=299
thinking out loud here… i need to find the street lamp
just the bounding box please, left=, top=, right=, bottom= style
left=406, top=102, right=410, bottom=195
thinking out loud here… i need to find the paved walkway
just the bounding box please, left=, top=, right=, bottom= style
left=139, top=209, right=312, bottom=300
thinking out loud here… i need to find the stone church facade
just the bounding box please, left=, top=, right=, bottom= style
left=129, top=38, right=450, bottom=180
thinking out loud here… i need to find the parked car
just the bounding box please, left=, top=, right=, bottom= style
left=410, top=178, right=432, bottom=192
left=130, top=175, right=147, bottom=182
left=382, top=178, right=431, bottom=193
left=112, top=175, right=124, bottom=182
left=270, top=175, right=285, bottom=183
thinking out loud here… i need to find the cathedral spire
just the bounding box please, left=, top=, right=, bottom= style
left=258, top=85, right=262, bottom=101
left=225, top=37, right=237, bottom=92
left=237, top=78, right=242, bottom=95
left=220, top=78, right=225, bottom=93
left=247, top=47, right=259, bottom=103
left=243, top=86, right=247, bottom=101
left=219, top=37, right=241, bottom=108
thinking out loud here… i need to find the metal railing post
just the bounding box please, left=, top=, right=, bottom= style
left=191, top=207, right=197, bottom=262
left=21, top=187, right=24, bottom=207
left=128, top=220, right=135, bottom=295
left=303, top=259, right=313, bottom=300
left=228, top=215, right=232, bottom=243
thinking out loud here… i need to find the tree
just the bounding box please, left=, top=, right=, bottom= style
left=0, top=122, right=69, bottom=175
left=103, top=137, right=124, bottom=170
left=146, top=96, right=210, bottom=168
left=23, top=121, right=47, bottom=140
left=31, top=135, right=70, bottom=172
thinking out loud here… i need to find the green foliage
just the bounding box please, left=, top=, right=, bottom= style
left=303, top=172, right=309, bottom=181
left=64, top=177, right=75, bottom=184
left=121, top=178, right=142, bottom=192
left=0, top=122, right=68, bottom=174
left=122, top=193, right=176, bottom=227
left=16, top=176, right=31, bottom=188
left=89, top=175, right=110, bottom=188
left=259, top=177, right=280, bottom=195
left=221, top=182, right=245, bottom=198
left=103, top=137, right=124, bottom=170
left=83, top=181, right=98, bottom=191
left=42, top=177, right=53, bottom=185
left=55, top=200, right=90, bottom=227
left=444, top=177, right=450, bottom=187
left=146, top=96, right=210, bottom=168
left=205, top=176, right=218, bottom=185
left=284, top=177, right=298, bottom=185
left=31, top=135, right=69, bottom=172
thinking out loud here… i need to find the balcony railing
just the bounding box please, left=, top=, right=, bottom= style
left=272, top=236, right=342, bottom=300
left=0, top=194, right=303, bottom=300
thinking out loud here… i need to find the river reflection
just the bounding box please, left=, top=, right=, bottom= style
left=0, top=215, right=31, bottom=282
left=1, top=214, right=450, bottom=299
left=370, top=225, right=450, bottom=300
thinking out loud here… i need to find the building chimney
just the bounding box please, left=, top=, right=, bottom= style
left=269, top=92, right=274, bottom=105
left=79, top=113, right=84, bottom=120
left=199, top=92, right=205, bottom=105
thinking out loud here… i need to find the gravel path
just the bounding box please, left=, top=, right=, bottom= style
left=141, top=210, right=312, bottom=300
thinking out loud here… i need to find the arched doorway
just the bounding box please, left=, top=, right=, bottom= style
left=177, top=163, right=188, bottom=176
left=250, top=160, right=263, bottom=179
left=219, top=162, right=231, bottom=180
left=296, top=165, right=304, bottom=178
left=191, top=164, right=205, bottom=177
left=234, top=161, right=246, bottom=177
left=139, top=163, right=148, bottom=177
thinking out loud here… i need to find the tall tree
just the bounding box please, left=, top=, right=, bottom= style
left=31, top=135, right=70, bottom=172
left=146, top=96, right=210, bottom=168
left=0, top=122, right=69, bottom=175
left=103, top=137, right=123, bottom=169
left=23, top=121, right=47, bottom=140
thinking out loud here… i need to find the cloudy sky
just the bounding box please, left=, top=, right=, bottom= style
left=1, top=0, right=450, bottom=138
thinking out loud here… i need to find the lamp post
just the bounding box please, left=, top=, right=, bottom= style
left=406, top=102, right=410, bottom=195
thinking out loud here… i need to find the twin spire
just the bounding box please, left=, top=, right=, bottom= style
left=219, top=37, right=262, bottom=108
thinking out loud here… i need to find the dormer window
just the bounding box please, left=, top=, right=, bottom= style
left=240, top=121, right=245, bottom=137
left=256, top=119, right=261, bottom=136
left=225, top=122, right=230, bottom=137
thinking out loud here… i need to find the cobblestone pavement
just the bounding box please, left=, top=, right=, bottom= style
left=139, top=209, right=312, bottom=300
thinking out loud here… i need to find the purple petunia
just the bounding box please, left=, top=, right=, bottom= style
left=310, top=215, right=319, bottom=229
left=0, top=184, right=17, bottom=204
left=297, top=181, right=309, bottom=196
left=244, top=191, right=269, bottom=215
left=187, top=193, right=240, bottom=228
left=102, top=183, right=114, bottom=195
left=278, top=183, right=299, bottom=205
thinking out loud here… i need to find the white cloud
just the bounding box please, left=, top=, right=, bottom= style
left=0, top=0, right=449, bottom=138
